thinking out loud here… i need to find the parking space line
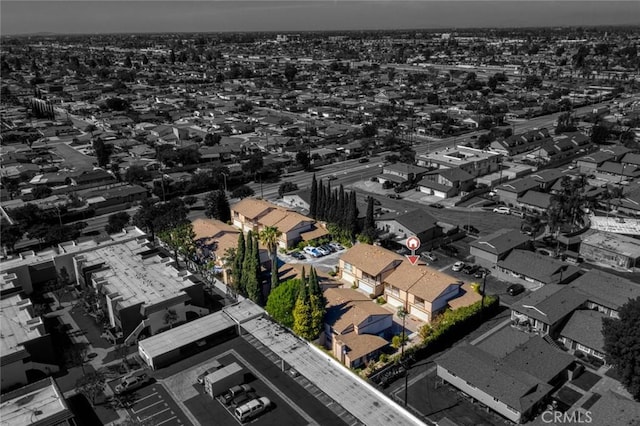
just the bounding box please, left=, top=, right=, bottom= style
left=155, top=416, right=178, bottom=426
left=132, top=400, right=164, bottom=414
left=139, top=407, right=170, bottom=422
left=133, top=392, right=159, bottom=404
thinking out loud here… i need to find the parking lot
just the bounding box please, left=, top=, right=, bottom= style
left=108, top=379, right=193, bottom=426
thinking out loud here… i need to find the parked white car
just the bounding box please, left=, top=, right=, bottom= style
left=316, top=246, right=331, bottom=256
left=452, top=261, right=466, bottom=272
left=493, top=207, right=511, bottom=215
left=303, top=246, right=322, bottom=257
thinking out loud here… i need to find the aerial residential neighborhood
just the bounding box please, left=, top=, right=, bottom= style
left=1, top=3, right=640, bottom=425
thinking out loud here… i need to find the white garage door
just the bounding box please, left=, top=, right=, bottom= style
left=386, top=295, right=404, bottom=308
left=358, top=280, right=374, bottom=295
left=410, top=306, right=429, bottom=322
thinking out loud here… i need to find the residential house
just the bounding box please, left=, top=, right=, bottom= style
left=495, top=178, right=541, bottom=207
left=557, top=309, right=607, bottom=362
left=383, top=262, right=480, bottom=323
left=70, top=169, right=117, bottom=187
left=378, top=163, right=429, bottom=187
left=436, top=344, right=553, bottom=424
left=496, top=250, right=581, bottom=287
left=469, top=229, right=530, bottom=268
left=516, top=190, right=553, bottom=215
left=570, top=269, right=640, bottom=318
left=416, top=146, right=500, bottom=178
left=490, top=128, right=552, bottom=156
left=576, top=151, right=614, bottom=174
left=281, top=189, right=311, bottom=212
left=579, top=230, right=640, bottom=270
left=339, top=244, right=403, bottom=297
left=375, top=209, right=442, bottom=247
left=83, top=184, right=148, bottom=214
left=1, top=294, right=58, bottom=392
left=596, top=161, right=640, bottom=180
left=417, top=167, right=474, bottom=198
left=324, top=288, right=392, bottom=368
left=510, top=285, right=587, bottom=336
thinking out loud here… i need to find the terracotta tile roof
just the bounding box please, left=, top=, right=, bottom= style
left=335, top=332, right=389, bottom=361
left=385, top=262, right=463, bottom=302
left=300, top=226, right=330, bottom=241
left=325, top=288, right=391, bottom=334
left=339, top=244, right=403, bottom=277
left=259, top=209, right=311, bottom=233
left=192, top=218, right=239, bottom=241
left=231, top=198, right=275, bottom=220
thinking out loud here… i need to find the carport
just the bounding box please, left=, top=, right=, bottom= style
left=138, top=311, right=237, bottom=369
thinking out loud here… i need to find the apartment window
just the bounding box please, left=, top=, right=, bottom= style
left=414, top=296, right=425, bottom=305
left=344, top=262, right=352, bottom=273
left=576, top=344, right=590, bottom=354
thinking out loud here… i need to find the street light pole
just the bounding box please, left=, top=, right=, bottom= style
left=397, top=305, right=408, bottom=407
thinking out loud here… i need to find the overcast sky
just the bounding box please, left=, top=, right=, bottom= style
left=2, top=1, right=638, bottom=35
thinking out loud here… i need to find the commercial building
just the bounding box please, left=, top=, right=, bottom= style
left=1, top=294, right=58, bottom=392
left=0, top=377, right=75, bottom=426
left=416, top=146, right=501, bottom=178
left=579, top=230, right=640, bottom=270
left=73, top=238, right=209, bottom=343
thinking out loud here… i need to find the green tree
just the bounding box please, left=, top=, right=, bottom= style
left=105, top=212, right=130, bottom=234
left=296, top=151, right=311, bottom=171
left=204, top=133, right=221, bottom=146
left=591, top=124, right=610, bottom=145
left=278, top=182, right=298, bottom=198
left=204, top=190, right=231, bottom=222
left=242, top=231, right=262, bottom=304
left=163, top=309, right=178, bottom=329
left=231, top=185, right=255, bottom=199
left=265, top=278, right=300, bottom=328
left=76, top=371, right=105, bottom=406
left=259, top=226, right=282, bottom=290
left=32, top=185, right=52, bottom=200
left=363, top=197, right=376, bottom=241
left=603, top=297, right=640, bottom=401
left=158, top=222, right=196, bottom=267
left=1, top=224, right=24, bottom=253
left=293, top=281, right=314, bottom=339
left=309, top=174, right=318, bottom=218
left=233, top=233, right=246, bottom=295
left=124, top=165, right=151, bottom=185
left=92, top=137, right=112, bottom=168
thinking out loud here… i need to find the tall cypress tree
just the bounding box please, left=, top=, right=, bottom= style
left=309, top=174, right=318, bottom=218
left=317, top=180, right=325, bottom=221
left=309, top=267, right=320, bottom=296
left=337, top=185, right=345, bottom=227
left=253, top=237, right=263, bottom=305
left=241, top=231, right=254, bottom=297
left=300, top=266, right=307, bottom=287
left=233, top=233, right=246, bottom=295
left=348, top=191, right=359, bottom=237
left=364, top=197, right=376, bottom=239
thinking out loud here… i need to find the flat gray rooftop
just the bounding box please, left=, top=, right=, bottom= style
left=139, top=311, right=236, bottom=360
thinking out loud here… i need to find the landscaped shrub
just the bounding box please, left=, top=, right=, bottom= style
left=376, top=296, right=386, bottom=305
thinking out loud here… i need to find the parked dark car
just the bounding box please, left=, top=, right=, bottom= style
left=387, top=193, right=401, bottom=199
left=474, top=268, right=489, bottom=279
left=440, top=244, right=459, bottom=256
left=507, top=284, right=525, bottom=296
left=290, top=252, right=306, bottom=260
left=462, top=224, right=479, bottom=235
left=359, top=158, right=370, bottom=163
left=430, top=203, right=444, bottom=209
left=464, top=265, right=480, bottom=275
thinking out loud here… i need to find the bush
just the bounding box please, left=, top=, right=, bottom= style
left=376, top=296, right=386, bottom=305
left=379, top=353, right=389, bottom=363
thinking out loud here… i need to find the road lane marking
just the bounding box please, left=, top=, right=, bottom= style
left=156, top=416, right=178, bottom=426
left=133, top=392, right=158, bottom=404
left=132, top=400, right=164, bottom=414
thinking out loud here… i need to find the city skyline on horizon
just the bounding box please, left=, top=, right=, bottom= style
left=2, top=1, right=639, bottom=36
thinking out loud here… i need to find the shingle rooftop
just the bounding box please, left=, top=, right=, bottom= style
left=503, top=336, right=574, bottom=383
left=469, top=229, right=530, bottom=255
left=498, top=249, right=581, bottom=284
left=570, top=269, right=640, bottom=310
left=437, top=344, right=551, bottom=414
left=512, top=284, right=587, bottom=325
left=339, top=243, right=403, bottom=277
left=559, top=310, right=606, bottom=353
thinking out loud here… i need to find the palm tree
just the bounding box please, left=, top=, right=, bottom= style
left=259, top=226, right=282, bottom=289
